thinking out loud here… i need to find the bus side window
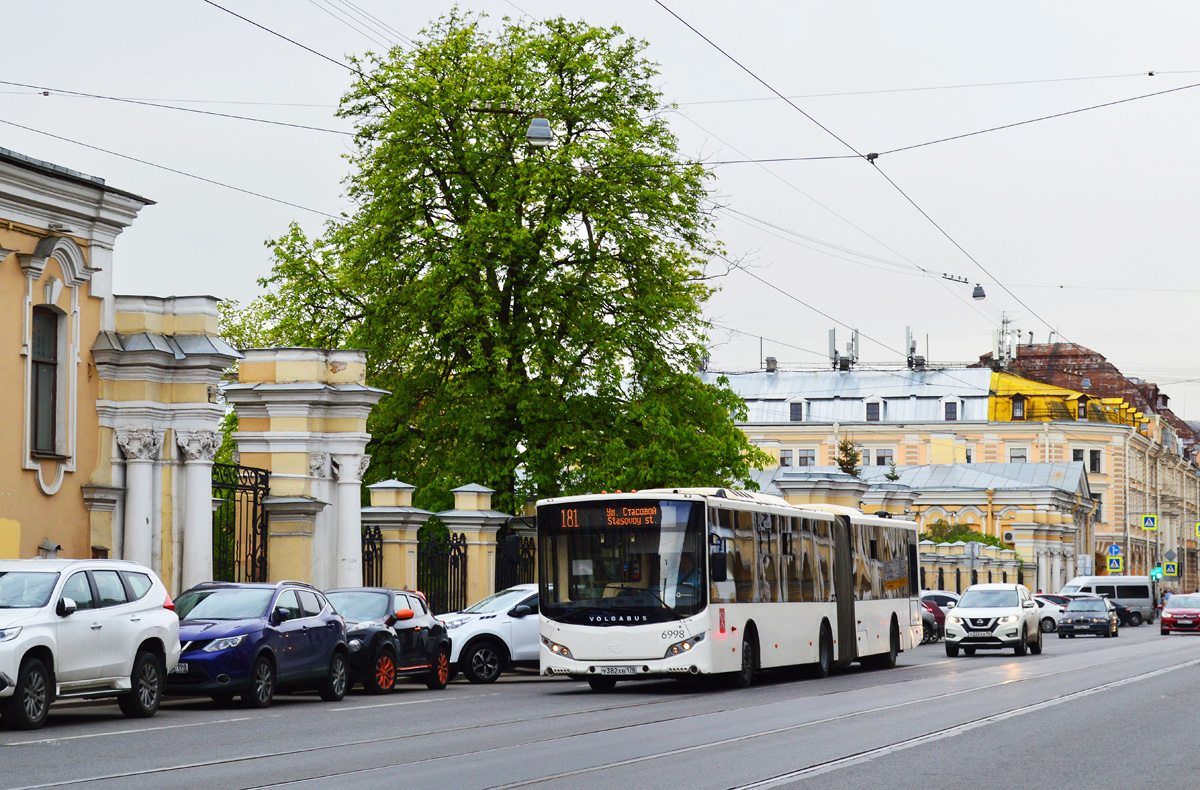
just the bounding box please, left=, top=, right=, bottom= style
left=734, top=510, right=755, bottom=603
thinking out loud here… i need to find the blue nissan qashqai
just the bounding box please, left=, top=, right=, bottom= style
left=166, top=581, right=348, bottom=708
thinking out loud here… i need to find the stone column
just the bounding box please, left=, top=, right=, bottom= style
left=116, top=428, right=163, bottom=568
left=177, top=430, right=221, bottom=589
left=438, top=484, right=510, bottom=605
left=1050, top=549, right=1063, bottom=591
left=333, top=454, right=369, bottom=587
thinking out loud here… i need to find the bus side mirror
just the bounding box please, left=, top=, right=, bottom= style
left=710, top=553, right=728, bottom=582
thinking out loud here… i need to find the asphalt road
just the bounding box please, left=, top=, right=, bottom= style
left=3, top=625, right=1198, bottom=790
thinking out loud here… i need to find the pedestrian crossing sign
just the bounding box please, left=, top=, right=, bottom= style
left=1164, top=562, right=1178, bottom=577
left=1107, top=556, right=1123, bottom=572
left=1143, top=515, right=1157, bottom=530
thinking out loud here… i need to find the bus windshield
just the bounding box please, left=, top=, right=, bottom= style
left=538, top=499, right=706, bottom=625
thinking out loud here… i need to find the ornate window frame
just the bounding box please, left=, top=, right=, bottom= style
left=17, top=236, right=92, bottom=495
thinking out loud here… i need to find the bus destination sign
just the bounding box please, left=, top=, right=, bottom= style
left=558, top=503, right=661, bottom=529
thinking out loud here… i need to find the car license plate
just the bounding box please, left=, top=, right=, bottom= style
left=599, top=666, right=637, bottom=676
left=1178, top=619, right=1193, bottom=625
left=1075, top=624, right=1090, bottom=629
left=967, top=631, right=990, bottom=637
left=171, top=662, right=189, bottom=674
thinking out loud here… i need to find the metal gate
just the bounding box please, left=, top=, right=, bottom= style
left=362, top=525, right=383, bottom=587
left=211, top=462, right=269, bottom=583
left=495, top=535, right=536, bottom=591
left=417, top=533, right=467, bottom=614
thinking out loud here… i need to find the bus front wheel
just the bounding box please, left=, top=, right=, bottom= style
left=587, top=676, right=617, bottom=692
left=729, top=632, right=756, bottom=689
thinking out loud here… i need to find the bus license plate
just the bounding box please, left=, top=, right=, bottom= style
left=171, top=663, right=189, bottom=674
left=967, top=631, right=990, bottom=638
left=599, top=666, right=637, bottom=676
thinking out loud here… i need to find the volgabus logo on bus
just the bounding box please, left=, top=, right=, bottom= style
left=586, top=613, right=651, bottom=624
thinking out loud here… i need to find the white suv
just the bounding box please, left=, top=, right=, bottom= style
left=0, top=559, right=181, bottom=730
left=439, top=584, right=539, bottom=683
left=944, top=583, right=1042, bottom=657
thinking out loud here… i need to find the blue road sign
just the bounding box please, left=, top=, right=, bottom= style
left=1143, top=515, right=1158, bottom=530
left=1107, top=557, right=1123, bottom=572
left=1107, top=544, right=1122, bottom=557
left=1164, top=562, right=1178, bottom=577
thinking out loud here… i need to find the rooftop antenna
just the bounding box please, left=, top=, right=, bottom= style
left=906, top=326, right=926, bottom=371
left=829, top=328, right=840, bottom=370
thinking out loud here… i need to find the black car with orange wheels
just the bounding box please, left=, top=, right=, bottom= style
left=325, top=588, right=451, bottom=693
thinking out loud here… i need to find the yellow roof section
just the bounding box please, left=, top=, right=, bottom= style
left=991, top=372, right=1081, bottom=398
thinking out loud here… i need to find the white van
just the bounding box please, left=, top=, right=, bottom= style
left=1059, top=576, right=1154, bottom=624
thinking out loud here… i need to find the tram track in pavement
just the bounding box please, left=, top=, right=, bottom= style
left=11, top=636, right=1191, bottom=790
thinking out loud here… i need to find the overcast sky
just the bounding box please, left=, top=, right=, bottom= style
left=6, top=2, right=1200, bottom=415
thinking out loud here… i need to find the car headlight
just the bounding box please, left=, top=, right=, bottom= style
left=0, top=627, right=21, bottom=643
left=348, top=638, right=364, bottom=652
left=441, top=617, right=471, bottom=629
left=542, top=637, right=573, bottom=659
left=202, top=635, right=247, bottom=652
left=666, top=634, right=705, bottom=657
left=998, top=615, right=1019, bottom=624
left=947, top=616, right=962, bottom=625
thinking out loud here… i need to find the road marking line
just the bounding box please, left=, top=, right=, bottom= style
left=333, top=694, right=490, bottom=711
left=5, top=714, right=278, bottom=746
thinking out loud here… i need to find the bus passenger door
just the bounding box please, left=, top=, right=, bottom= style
left=832, top=515, right=857, bottom=668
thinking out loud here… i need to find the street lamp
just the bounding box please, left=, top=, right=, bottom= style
left=525, top=117, right=553, bottom=147
left=971, top=284, right=986, bottom=300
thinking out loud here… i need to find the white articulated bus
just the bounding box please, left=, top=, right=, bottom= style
left=537, top=488, right=921, bottom=690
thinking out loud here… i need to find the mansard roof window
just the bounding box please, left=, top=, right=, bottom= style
left=1011, top=395, right=1026, bottom=421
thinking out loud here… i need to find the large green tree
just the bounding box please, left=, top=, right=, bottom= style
left=234, top=12, right=768, bottom=513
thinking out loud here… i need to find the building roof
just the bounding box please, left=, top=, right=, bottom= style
left=757, top=462, right=1090, bottom=498
left=0, top=146, right=154, bottom=204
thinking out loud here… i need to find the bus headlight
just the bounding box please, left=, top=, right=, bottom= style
left=666, top=634, right=705, bottom=657
left=542, top=637, right=573, bottom=659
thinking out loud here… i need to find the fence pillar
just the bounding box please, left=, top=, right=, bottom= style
left=223, top=348, right=387, bottom=587
left=438, top=483, right=510, bottom=607
left=363, top=480, right=432, bottom=589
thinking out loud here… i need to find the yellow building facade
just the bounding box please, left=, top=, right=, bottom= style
left=0, top=149, right=236, bottom=594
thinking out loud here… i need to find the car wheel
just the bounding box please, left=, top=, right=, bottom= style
left=813, top=622, right=833, bottom=678
left=1161, top=629, right=1170, bottom=636
left=587, top=676, right=617, bottom=692
left=1040, top=617, right=1056, bottom=633
left=1, top=658, right=51, bottom=731
left=366, top=647, right=397, bottom=695
left=1067, top=633, right=1076, bottom=638
left=463, top=640, right=505, bottom=684
left=728, top=632, right=756, bottom=688
left=963, top=647, right=976, bottom=656
left=1130, top=612, right=1143, bottom=627
left=945, top=642, right=959, bottom=657
left=242, top=655, right=276, bottom=709
left=1030, top=628, right=1043, bottom=655
left=210, top=691, right=236, bottom=704
left=1058, top=632, right=1066, bottom=639
left=118, top=652, right=164, bottom=719
left=426, top=647, right=451, bottom=691
left=319, top=652, right=349, bottom=702
left=1014, top=627, right=1028, bottom=656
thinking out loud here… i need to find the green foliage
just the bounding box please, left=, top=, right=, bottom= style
left=836, top=440, right=861, bottom=478
left=214, top=410, right=239, bottom=466
left=920, top=518, right=1006, bottom=551
left=232, top=12, right=768, bottom=514
left=885, top=461, right=900, bottom=482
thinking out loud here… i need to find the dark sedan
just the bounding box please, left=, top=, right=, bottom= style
left=1106, top=599, right=1141, bottom=627
left=1160, top=595, right=1200, bottom=635
left=325, top=588, right=451, bottom=693
left=1058, top=598, right=1119, bottom=638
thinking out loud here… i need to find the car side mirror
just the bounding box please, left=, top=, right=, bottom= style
left=395, top=608, right=415, bottom=621
left=272, top=606, right=292, bottom=624
left=1023, top=600, right=1035, bottom=609
left=710, top=553, right=728, bottom=583
left=509, top=604, right=531, bottom=618
left=56, top=597, right=77, bottom=617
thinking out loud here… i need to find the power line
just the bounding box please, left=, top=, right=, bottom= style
left=333, top=0, right=416, bottom=46
left=881, top=80, right=1200, bottom=156
left=681, top=70, right=1200, bottom=106
left=303, top=0, right=394, bottom=50
left=654, top=1, right=1064, bottom=341
left=0, top=79, right=352, bottom=136
left=0, top=117, right=341, bottom=219
left=199, top=0, right=358, bottom=74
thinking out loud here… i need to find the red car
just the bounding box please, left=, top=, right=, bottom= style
left=1160, top=594, right=1200, bottom=634
left=922, top=599, right=945, bottom=637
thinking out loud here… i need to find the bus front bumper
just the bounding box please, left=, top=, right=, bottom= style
left=540, top=642, right=707, bottom=679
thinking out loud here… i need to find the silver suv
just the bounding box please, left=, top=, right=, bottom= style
left=0, top=559, right=181, bottom=730
left=944, top=583, right=1043, bottom=657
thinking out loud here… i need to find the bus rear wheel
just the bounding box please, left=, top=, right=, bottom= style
left=812, top=622, right=833, bottom=679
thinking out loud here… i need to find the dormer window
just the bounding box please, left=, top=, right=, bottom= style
left=1011, top=395, right=1026, bottom=421
left=789, top=401, right=803, bottom=422
left=1077, top=397, right=1088, bottom=420
left=945, top=401, right=958, bottom=421
left=866, top=402, right=881, bottom=421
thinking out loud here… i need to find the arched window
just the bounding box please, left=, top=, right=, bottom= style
left=1002, top=571, right=1008, bottom=583
left=31, top=307, right=59, bottom=455
left=920, top=568, right=927, bottom=589
left=937, top=568, right=944, bottom=590
left=971, top=569, right=978, bottom=585
left=955, top=568, right=962, bottom=592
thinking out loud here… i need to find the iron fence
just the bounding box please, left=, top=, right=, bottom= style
left=362, top=525, right=383, bottom=587
left=211, top=462, right=269, bottom=583
left=417, top=532, right=467, bottom=614
left=495, top=534, right=536, bottom=592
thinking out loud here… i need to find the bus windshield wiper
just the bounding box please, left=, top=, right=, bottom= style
left=638, top=588, right=684, bottom=620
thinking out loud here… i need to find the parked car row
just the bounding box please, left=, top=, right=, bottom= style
left=1, top=560, right=546, bottom=731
